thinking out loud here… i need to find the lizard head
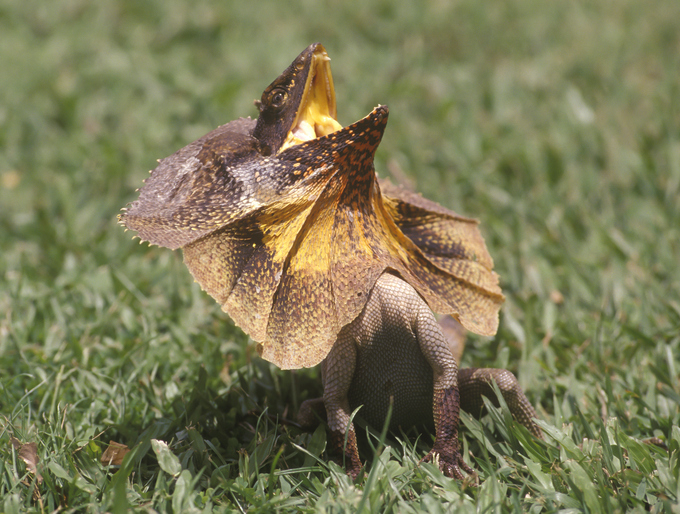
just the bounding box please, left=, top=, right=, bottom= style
left=253, top=43, right=343, bottom=156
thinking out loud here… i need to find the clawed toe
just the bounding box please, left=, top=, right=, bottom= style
left=421, top=449, right=474, bottom=480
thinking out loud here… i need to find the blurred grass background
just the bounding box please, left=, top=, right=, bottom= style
left=1, top=0, right=679, bottom=512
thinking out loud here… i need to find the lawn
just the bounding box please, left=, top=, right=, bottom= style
left=1, top=0, right=679, bottom=512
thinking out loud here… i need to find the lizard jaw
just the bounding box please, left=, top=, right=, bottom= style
left=279, top=46, right=343, bottom=152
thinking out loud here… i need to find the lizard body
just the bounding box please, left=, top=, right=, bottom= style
left=120, top=44, right=541, bottom=479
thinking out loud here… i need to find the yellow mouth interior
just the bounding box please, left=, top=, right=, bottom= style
left=279, top=47, right=343, bottom=152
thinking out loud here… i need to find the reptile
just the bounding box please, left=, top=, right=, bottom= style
left=120, top=44, right=542, bottom=479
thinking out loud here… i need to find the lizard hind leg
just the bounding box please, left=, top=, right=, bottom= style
left=297, top=397, right=327, bottom=429
left=440, top=315, right=542, bottom=439
left=421, top=384, right=475, bottom=479
left=458, top=368, right=543, bottom=439
left=320, top=328, right=364, bottom=478
left=298, top=393, right=363, bottom=478
left=377, top=273, right=474, bottom=479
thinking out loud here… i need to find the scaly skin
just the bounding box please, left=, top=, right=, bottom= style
left=300, top=273, right=542, bottom=479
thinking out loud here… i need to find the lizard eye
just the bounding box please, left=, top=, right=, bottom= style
left=268, top=88, right=287, bottom=110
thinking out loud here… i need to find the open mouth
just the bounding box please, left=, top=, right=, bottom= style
left=279, top=46, right=343, bottom=152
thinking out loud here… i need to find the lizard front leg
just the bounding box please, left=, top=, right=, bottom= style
left=321, top=328, right=363, bottom=478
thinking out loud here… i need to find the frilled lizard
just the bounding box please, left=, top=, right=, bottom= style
left=120, top=44, right=541, bottom=479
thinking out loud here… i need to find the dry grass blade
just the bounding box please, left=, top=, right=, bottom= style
left=101, top=441, right=131, bottom=467
left=10, top=437, right=42, bottom=485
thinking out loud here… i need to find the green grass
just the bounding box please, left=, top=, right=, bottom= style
left=1, top=0, right=679, bottom=511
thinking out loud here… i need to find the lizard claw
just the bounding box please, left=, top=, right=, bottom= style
left=421, top=448, right=474, bottom=480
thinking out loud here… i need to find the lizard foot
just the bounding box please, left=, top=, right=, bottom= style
left=344, top=461, right=363, bottom=480
left=329, top=429, right=363, bottom=480
left=421, top=447, right=474, bottom=480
